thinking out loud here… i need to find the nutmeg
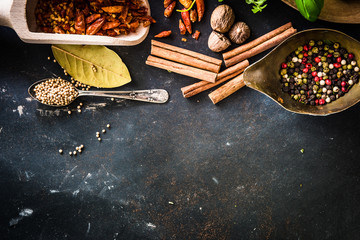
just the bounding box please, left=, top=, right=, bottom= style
left=210, top=5, right=235, bottom=33
left=229, top=22, right=251, bottom=45
left=208, top=31, right=231, bottom=52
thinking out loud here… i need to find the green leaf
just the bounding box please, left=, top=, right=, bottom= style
left=245, top=0, right=267, bottom=14
left=295, top=0, right=324, bottom=22
left=52, top=45, right=131, bottom=88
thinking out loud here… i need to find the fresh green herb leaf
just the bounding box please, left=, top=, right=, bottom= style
left=176, top=0, right=196, bottom=12
left=245, top=0, right=267, bottom=13
left=218, top=0, right=224, bottom=2
left=300, top=148, right=304, bottom=153
left=323, top=39, right=333, bottom=45
left=295, top=0, right=324, bottom=22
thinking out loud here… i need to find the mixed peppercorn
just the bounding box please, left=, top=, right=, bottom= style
left=280, top=40, right=359, bottom=105
left=35, top=0, right=155, bottom=36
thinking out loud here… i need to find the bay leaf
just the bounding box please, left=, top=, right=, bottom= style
left=51, top=45, right=131, bottom=88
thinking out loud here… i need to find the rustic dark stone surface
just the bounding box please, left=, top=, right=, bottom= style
left=1, top=1, right=360, bottom=239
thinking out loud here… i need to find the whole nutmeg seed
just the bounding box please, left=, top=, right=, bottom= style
left=210, top=5, right=235, bottom=33
left=229, top=22, right=251, bottom=45
left=208, top=31, right=231, bottom=52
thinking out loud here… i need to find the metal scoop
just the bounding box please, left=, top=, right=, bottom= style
left=28, top=79, right=169, bottom=107
left=0, top=0, right=150, bottom=45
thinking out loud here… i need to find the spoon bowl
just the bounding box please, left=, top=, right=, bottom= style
left=243, top=29, right=360, bottom=116
left=28, top=78, right=169, bottom=107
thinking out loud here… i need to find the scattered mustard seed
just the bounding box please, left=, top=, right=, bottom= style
left=47, top=57, right=51, bottom=60
left=106, top=124, right=110, bottom=128
left=102, top=129, right=106, bottom=133
left=68, top=110, right=72, bottom=115
left=98, top=137, right=102, bottom=141
left=59, top=149, right=63, bottom=154
left=73, top=151, right=77, bottom=155
left=69, top=152, right=72, bottom=156
left=78, top=109, right=81, bottom=113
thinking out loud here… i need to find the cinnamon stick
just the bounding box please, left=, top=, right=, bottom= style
left=224, top=27, right=297, bottom=67
left=151, top=45, right=221, bottom=73
left=181, top=60, right=249, bottom=98
left=152, top=40, right=222, bottom=66
left=223, top=22, right=293, bottom=60
left=208, top=74, right=245, bottom=104
left=146, top=55, right=217, bottom=83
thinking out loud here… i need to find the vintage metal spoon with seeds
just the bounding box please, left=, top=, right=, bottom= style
left=28, top=78, right=169, bottom=107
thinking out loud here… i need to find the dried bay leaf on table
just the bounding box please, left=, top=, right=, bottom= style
left=51, top=45, right=131, bottom=88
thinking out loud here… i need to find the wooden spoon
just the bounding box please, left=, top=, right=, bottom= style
left=243, top=29, right=360, bottom=116
left=0, top=0, right=150, bottom=45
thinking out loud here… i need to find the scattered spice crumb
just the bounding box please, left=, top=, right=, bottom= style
left=102, top=129, right=106, bottom=133
left=300, top=148, right=304, bottom=153
left=47, top=57, right=51, bottom=60
left=106, top=124, right=110, bottom=128
left=300, top=184, right=303, bottom=187
left=59, top=149, right=63, bottom=154
left=181, top=38, right=187, bottom=42
left=168, top=201, right=174, bottom=205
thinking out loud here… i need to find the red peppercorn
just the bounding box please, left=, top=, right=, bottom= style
left=303, top=45, right=308, bottom=51
left=302, top=57, right=307, bottom=62
left=327, top=54, right=332, bottom=58
left=341, top=81, right=346, bottom=87
left=315, top=57, right=321, bottom=63
left=348, top=53, right=354, bottom=59
left=334, top=63, right=341, bottom=68
left=337, top=57, right=342, bottom=63
left=319, top=99, right=325, bottom=105
left=312, top=71, right=317, bottom=77
left=342, top=87, right=347, bottom=92
left=306, top=63, right=312, bottom=69
left=303, top=52, right=308, bottom=57
left=325, top=79, right=331, bottom=85
left=302, top=68, right=309, bottom=73
left=314, top=76, right=320, bottom=82
left=315, top=99, right=319, bottom=105
left=281, top=63, right=287, bottom=68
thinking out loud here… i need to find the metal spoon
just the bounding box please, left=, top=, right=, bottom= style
left=28, top=78, right=169, bottom=107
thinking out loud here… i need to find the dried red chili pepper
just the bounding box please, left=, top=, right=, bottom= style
left=86, top=17, right=106, bottom=35
left=196, top=0, right=205, bottom=22
left=179, top=20, right=186, bottom=35
left=190, top=9, right=197, bottom=23
left=192, top=30, right=200, bottom=40
left=164, top=1, right=176, bottom=18
left=181, top=10, right=192, bottom=34
left=155, top=30, right=172, bottom=38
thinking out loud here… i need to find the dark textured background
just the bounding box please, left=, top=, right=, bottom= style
left=1, top=1, right=360, bottom=239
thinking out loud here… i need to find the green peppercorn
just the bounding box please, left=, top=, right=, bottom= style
left=317, top=40, right=323, bottom=46
left=284, top=83, right=289, bottom=87
left=333, top=52, right=340, bottom=58
left=311, top=66, right=317, bottom=72
left=344, top=53, right=348, bottom=59
left=295, top=50, right=300, bottom=55
left=347, top=64, right=353, bottom=70
left=309, top=40, right=315, bottom=46
left=323, top=67, right=329, bottom=73
left=321, top=56, right=327, bottom=62
left=324, top=45, right=329, bottom=51
left=297, top=79, right=303, bottom=85
left=313, top=85, right=319, bottom=91
left=322, top=62, right=329, bottom=68
left=298, top=53, right=304, bottom=59
left=312, top=47, right=319, bottom=54
left=334, top=42, right=340, bottom=49
left=316, top=93, right=322, bottom=99
left=297, top=46, right=303, bottom=52
left=303, top=79, right=307, bottom=84
left=337, top=72, right=343, bottom=78
left=293, top=72, right=298, bottom=77
left=323, top=75, right=328, bottom=80
left=280, top=69, right=287, bottom=75
left=328, top=49, right=334, bottom=53
left=300, top=90, right=304, bottom=95
left=302, top=73, right=308, bottom=78
left=293, top=95, right=299, bottom=100
left=288, top=62, right=295, bottom=68
left=342, top=65, right=347, bottom=70
left=301, top=95, right=306, bottom=100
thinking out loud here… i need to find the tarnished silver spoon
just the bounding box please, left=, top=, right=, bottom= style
left=28, top=78, right=169, bottom=107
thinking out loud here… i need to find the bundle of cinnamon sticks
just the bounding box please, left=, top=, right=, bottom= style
left=147, top=23, right=297, bottom=104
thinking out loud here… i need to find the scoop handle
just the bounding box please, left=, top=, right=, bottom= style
left=78, top=89, right=169, bottom=104
left=0, top=0, right=13, bottom=28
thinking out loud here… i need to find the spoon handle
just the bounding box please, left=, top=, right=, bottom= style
left=78, top=89, right=169, bottom=104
